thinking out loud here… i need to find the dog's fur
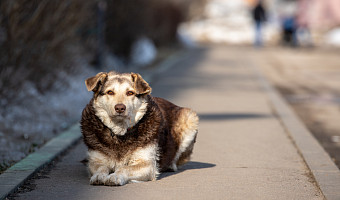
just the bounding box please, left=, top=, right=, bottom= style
left=81, top=71, right=198, bottom=186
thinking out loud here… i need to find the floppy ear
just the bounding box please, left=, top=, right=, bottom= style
left=131, top=73, right=152, bottom=95
left=85, top=72, right=108, bottom=92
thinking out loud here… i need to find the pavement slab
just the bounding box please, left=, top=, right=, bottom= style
left=6, top=46, right=337, bottom=199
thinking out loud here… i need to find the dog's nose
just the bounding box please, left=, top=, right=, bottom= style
left=115, top=104, right=126, bottom=114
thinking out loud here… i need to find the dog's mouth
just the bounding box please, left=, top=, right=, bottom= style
left=111, top=113, right=128, bottom=119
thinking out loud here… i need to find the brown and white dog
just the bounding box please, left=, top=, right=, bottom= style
left=81, top=71, right=198, bottom=186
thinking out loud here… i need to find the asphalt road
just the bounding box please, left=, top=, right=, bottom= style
left=11, top=46, right=326, bottom=199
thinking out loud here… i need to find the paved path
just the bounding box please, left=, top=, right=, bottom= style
left=13, top=46, right=326, bottom=199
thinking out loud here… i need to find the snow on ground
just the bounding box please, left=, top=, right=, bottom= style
left=0, top=55, right=95, bottom=169
left=179, top=0, right=280, bottom=45
left=325, top=28, right=340, bottom=47
left=180, top=0, right=253, bottom=44
left=130, top=37, right=157, bottom=67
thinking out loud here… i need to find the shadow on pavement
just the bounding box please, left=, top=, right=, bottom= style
left=199, top=113, right=270, bottom=121
left=158, top=161, right=216, bottom=180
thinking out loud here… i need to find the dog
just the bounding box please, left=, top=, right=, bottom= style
left=81, top=71, right=199, bottom=186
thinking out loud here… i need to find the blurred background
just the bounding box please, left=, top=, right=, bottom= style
left=181, top=0, right=340, bottom=47
left=1, top=0, right=340, bottom=172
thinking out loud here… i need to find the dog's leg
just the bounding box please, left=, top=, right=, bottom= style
left=88, top=150, right=112, bottom=185
left=105, top=160, right=158, bottom=186
left=104, top=145, right=158, bottom=186
left=89, top=165, right=110, bottom=185
left=177, top=132, right=197, bottom=166
left=171, top=129, right=198, bottom=171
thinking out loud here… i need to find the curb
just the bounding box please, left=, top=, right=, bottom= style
left=0, top=124, right=81, bottom=200
left=0, top=49, right=189, bottom=200
left=253, top=63, right=340, bottom=200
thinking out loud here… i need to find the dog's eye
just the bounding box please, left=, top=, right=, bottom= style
left=107, top=90, right=115, bottom=95
left=126, top=91, right=135, bottom=96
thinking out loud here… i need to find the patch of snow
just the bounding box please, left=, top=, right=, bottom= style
left=0, top=46, right=99, bottom=168
left=325, top=28, right=340, bottom=47
left=180, top=0, right=253, bottom=44
left=130, top=37, right=157, bottom=67
left=0, top=68, right=94, bottom=166
left=177, top=28, right=197, bottom=48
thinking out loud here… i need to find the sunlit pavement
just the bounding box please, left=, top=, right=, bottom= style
left=12, top=46, right=340, bottom=200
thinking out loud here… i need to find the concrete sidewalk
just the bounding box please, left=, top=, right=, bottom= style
left=7, top=46, right=340, bottom=199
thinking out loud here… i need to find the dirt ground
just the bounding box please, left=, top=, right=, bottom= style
left=250, top=46, right=340, bottom=168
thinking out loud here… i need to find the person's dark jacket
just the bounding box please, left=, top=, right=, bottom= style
left=253, top=3, right=266, bottom=22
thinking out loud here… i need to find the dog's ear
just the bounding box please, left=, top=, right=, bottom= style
left=85, top=72, right=108, bottom=92
left=131, top=73, right=152, bottom=95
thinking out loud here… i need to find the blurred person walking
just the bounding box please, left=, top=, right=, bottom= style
left=252, top=0, right=267, bottom=47
left=281, top=15, right=298, bottom=47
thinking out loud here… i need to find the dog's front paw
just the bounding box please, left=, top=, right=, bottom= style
left=90, top=173, right=107, bottom=185
left=104, top=173, right=127, bottom=186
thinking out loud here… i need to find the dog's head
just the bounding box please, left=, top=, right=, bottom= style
left=85, top=71, right=151, bottom=132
